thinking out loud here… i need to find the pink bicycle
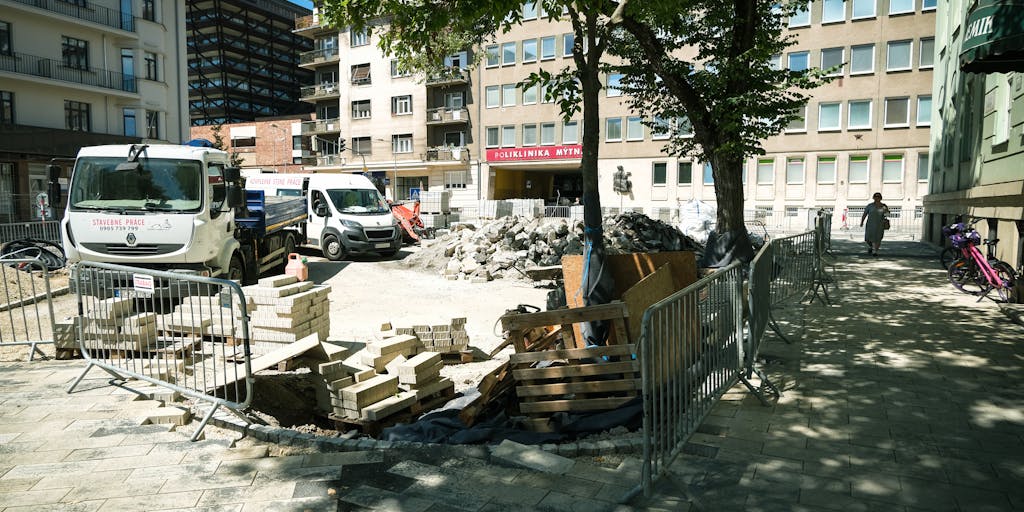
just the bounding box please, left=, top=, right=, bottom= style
left=945, top=222, right=1017, bottom=302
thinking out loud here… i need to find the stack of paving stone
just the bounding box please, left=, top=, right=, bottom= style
left=407, top=317, right=468, bottom=354
left=241, top=275, right=331, bottom=356
left=331, top=348, right=454, bottom=423
left=82, top=297, right=158, bottom=350
left=358, top=335, right=421, bottom=373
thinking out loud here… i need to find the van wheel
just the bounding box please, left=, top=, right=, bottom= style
left=323, top=235, right=345, bottom=261
left=228, top=254, right=246, bottom=283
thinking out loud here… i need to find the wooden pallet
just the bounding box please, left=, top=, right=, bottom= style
left=328, top=381, right=456, bottom=436
left=498, top=302, right=631, bottom=353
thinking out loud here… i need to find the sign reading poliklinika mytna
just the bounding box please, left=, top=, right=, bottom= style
left=486, top=145, right=583, bottom=162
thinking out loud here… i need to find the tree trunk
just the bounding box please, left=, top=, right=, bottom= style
left=703, top=153, right=754, bottom=267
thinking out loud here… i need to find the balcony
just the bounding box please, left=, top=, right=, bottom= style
left=300, top=82, right=340, bottom=102
left=425, top=67, right=469, bottom=87
left=0, top=52, right=138, bottom=93
left=424, top=146, right=469, bottom=163
left=294, top=13, right=332, bottom=35
left=426, top=107, right=469, bottom=125
left=299, top=45, right=339, bottom=67
left=315, top=154, right=344, bottom=166
left=7, top=0, right=135, bottom=33
left=300, top=118, right=342, bottom=135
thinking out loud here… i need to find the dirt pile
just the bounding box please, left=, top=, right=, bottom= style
left=405, top=212, right=703, bottom=282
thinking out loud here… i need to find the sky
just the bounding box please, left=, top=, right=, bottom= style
left=288, top=0, right=313, bottom=10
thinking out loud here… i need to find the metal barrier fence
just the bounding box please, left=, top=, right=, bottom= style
left=0, top=221, right=62, bottom=246
left=67, top=262, right=253, bottom=441
left=0, top=259, right=55, bottom=360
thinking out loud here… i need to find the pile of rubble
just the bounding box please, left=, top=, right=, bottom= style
left=406, top=212, right=703, bottom=282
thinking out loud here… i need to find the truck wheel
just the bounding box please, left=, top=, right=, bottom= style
left=279, top=234, right=296, bottom=271
left=323, top=235, right=345, bottom=261
left=228, top=254, right=246, bottom=283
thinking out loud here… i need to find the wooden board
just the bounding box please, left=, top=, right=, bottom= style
left=512, top=361, right=639, bottom=380
left=516, top=379, right=640, bottom=397
left=620, top=264, right=677, bottom=346
left=509, top=343, right=635, bottom=364
left=519, top=396, right=635, bottom=414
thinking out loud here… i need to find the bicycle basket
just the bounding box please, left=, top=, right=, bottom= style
left=942, top=222, right=966, bottom=238
left=950, top=230, right=981, bottom=249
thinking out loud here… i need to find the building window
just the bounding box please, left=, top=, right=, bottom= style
left=889, top=0, right=913, bottom=14
left=502, top=41, right=516, bottom=65
left=522, top=39, right=537, bottom=63
left=64, top=100, right=90, bottom=131
left=292, top=135, right=303, bottom=150
left=445, top=170, right=468, bottom=189
left=523, top=1, right=538, bottom=19
left=541, top=83, right=554, bottom=103
left=0, top=22, right=11, bottom=56
left=653, top=162, right=667, bottom=186
left=788, top=51, right=809, bottom=71
left=145, top=110, right=159, bottom=139
left=143, top=52, right=157, bottom=81
left=350, top=28, right=369, bottom=47
left=916, top=95, right=931, bottom=126
left=391, top=59, right=411, bottom=77
left=821, top=47, right=845, bottom=76
left=485, top=85, right=499, bottom=108
left=607, top=73, right=623, bottom=97
left=626, top=116, right=644, bottom=141
left=523, top=123, right=538, bottom=146
left=62, top=36, right=89, bottom=70
left=675, top=117, right=694, bottom=137
left=352, top=99, right=371, bottom=119
left=848, top=99, right=872, bottom=129
left=919, top=38, right=935, bottom=68
left=703, top=163, right=714, bottom=184
left=852, top=0, right=875, bottom=18
left=501, top=125, right=515, bottom=147
left=917, top=152, right=929, bottom=181
left=651, top=117, right=670, bottom=140
left=142, top=0, right=156, bottom=21
left=523, top=84, right=538, bottom=105
left=786, top=157, right=804, bottom=184
left=351, top=64, right=371, bottom=85
left=563, top=120, right=578, bottom=144
left=563, top=33, right=574, bottom=57
left=769, top=54, right=781, bottom=70
left=789, top=2, right=811, bottom=26
left=502, top=83, right=516, bottom=107
left=391, top=95, right=412, bottom=115
left=785, top=106, right=807, bottom=132
left=816, top=157, right=837, bottom=183
left=0, top=91, right=13, bottom=124
left=540, top=122, right=555, bottom=145
left=886, top=40, right=912, bottom=71
left=486, top=127, right=499, bottom=148
left=818, top=102, right=842, bottom=131
left=123, top=108, right=135, bottom=136
left=485, top=45, right=500, bottom=67
left=849, top=155, right=869, bottom=182
left=678, top=162, right=692, bottom=185
left=884, top=97, right=910, bottom=127
left=850, top=44, right=875, bottom=74
left=882, top=154, right=903, bottom=182
left=922, top=0, right=936, bottom=10
left=606, top=117, right=622, bottom=141
left=540, top=36, right=555, bottom=60
left=392, top=134, right=413, bottom=153
left=822, top=0, right=846, bottom=22
left=756, top=159, right=774, bottom=184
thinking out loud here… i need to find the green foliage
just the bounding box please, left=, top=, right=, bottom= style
left=209, top=124, right=244, bottom=167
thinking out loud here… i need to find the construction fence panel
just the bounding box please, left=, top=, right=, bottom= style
left=0, top=220, right=63, bottom=246
left=0, top=259, right=55, bottom=360
left=637, top=262, right=744, bottom=498
left=67, top=262, right=253, bottom=441
left=746, top=242, right=774, bottom=370
left=769, top=231, right=817, bottom=307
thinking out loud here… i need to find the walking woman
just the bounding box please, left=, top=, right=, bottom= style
left=860, top=192, right=890, bottom=256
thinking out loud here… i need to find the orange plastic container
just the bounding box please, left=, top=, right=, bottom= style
left=284, top=253, right=308, bottom=281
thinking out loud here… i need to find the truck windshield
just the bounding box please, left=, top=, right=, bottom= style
left=69, top=157, right=203, bottom=212
left=327, top=188, right=389, bottom=215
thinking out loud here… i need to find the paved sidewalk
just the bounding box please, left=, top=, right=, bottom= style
left=1, top=240, right=1021, bottom=511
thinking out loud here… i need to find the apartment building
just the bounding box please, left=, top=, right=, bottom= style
left=187, top=0, right=313, bottom=126
left=0, top=0, right=188, bottom=222
left=189, top=115, right=313, bottom=174
left=296, top=1, right=936, bottom=225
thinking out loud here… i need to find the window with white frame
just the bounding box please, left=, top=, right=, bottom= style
left=563, top=120, right=578, bottom=144
left=352, top=99, right=371, bottom=119
left=821, top=47, right=845, bottom=76
left=651, top=117, right=670, bottom=140
left=916, top=95, right=932, bottom=126
left=350, top=28, right=369, bottom=47
left=850, top=44, right=875, bottom=74
left=816, top=157, right=837, bottom=183
left=391, top=95, right=412, bottom=115
left=501, top=125, right=515, bottom=147
left=351, top=63, right=371, bottom=85
left=819, top=102, right=842, bottom=131
left=882, top=154, right=903, bottom=182
left=523, top=1, right=538, bottom=19
left=523, top=123, right=538, bottom=146
left=626, top=116, right=644, bottom=140
left=522, top=39, right=537, bottom=63
left=523, top=83, right=538, bottom=104
left=789, top=2, right=811, bottom=26
left=563, top=33, right=574, bottom=57
left=786, top=157, right=804, bottom=184
left=486, top=127, right=499, bottom=147
left=849, top=155, right=869, bottom=182
left=606, top=117, right=622, bottom=141
left=917, top=152, right=929, bottom=181
left=678, top=162, right=693, bottom=184
left=444, top=92, right=464, bottom=109
left=391, top=60, right=412, bottom=77
left=852, top=0, right=876, bottom=18
left=848, top=99, right=872, bottom=129
left=769, top=54, right=781, bottom=70
left=145, top=110, right=159, bottom=139
left=540, top=122, right=555, bottom=145
left=485, top=45, right=500, bottom=67
left=392, top=134, right=413, bottom=153
left=653, top=162, right=667, bottom=185
left=485, top=85, right=500, bottom=108
left=886, top=40, right=912, bottom=71
left=703, top=163, right=714, bottom=184
left=788, top=51, right=810, bottom=71
left=445, top=170, right=468, bottom=189
left=352, top=137, right=371, bottom=156
left=502, top=84, right=516, bottom=107
left=889, top=0, right=913, bottom=14
left=541, top=36, right=555, bottom=60
left=502, top=42, right=516, bottom=65
left=676, top=117, right=694, bottom=137
left=822, top=0, right=846, bottom=22
left=607, top=73, right=623, bottom=97
left=786, top=106, right=807, bottom=132
left=884, top=97, right=910, bottom=127
left=919, top=37, right=935, bottom=68
left=756, top=159, right=774, bottom=184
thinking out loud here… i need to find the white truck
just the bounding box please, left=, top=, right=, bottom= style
left=60, top=144, right=307, bottom=288
left=245, top=173, right=402, bottom=260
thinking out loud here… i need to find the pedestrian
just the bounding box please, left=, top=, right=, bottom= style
left=859, top=192, right=889, bottom=256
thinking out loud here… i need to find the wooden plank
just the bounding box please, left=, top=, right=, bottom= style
left=500, top=302, right=628, bottom=332
left=510, top=344, right=636, bottom=364
left=247, top=334, right=321, bottom=374
left=519, top=396, right=635, bottom=414
left=515, top=378, right=640, bottom=397
left=512, top=361, right=639, bottom=380
left=621, top=264, right=677, bottom=346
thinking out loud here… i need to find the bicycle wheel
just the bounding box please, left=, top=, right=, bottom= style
left=989, top=260, right=1017, bottom=302
left=948, top=258, right=985, bottom=295
left=939, top=247, right=958, bottom=270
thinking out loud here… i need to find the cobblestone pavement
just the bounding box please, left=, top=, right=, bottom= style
left=1, top=239, right=1021, bottom=511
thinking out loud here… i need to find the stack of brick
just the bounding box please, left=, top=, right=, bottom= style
left=241, top=275, right=331, bottom=356
left=82, top=297, right=158, bottom=350
left=408, top=317, right=469, bottom=354
left=358, top=334, right=421, bottom=372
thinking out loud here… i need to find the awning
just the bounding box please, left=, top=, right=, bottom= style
left=959, top=0, right=1024, bottom=73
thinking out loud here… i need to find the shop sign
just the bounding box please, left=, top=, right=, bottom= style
left=486, top=145, right=582, bottom=162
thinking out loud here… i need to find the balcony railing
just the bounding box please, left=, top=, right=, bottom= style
left=8, top=0, right=135, bottom=32
left=425, top=67, right=469, bottom=86
left=424, top=146, right=469, bottom=163
left=426, top=107, right=469, bottom=125
left=315, top=154, right=344, bottom=166
left=295, top=13, right=331, bottom=32
left=299, top=45, right=339, bottom=66
left=0, top=52, right=137, bottom=93
left=299, top=82, right=340, bottom=101
left=300, top=118, right=342, bottom=135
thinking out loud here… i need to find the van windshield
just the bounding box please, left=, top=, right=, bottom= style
left=69, top=156, right=203, bottom=212
left=327, top=188, right=389, bottom=215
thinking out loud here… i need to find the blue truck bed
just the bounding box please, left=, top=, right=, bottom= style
left=236, top=189, right=307, bottom=238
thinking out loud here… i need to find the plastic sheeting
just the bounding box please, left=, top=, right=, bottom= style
left=677, top=199, right=717, bottom=245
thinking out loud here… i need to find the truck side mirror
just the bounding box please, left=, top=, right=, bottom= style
left=226, top=185, right=243, bottom=208
left=315, top=203, right=328, bottom=217
left=223, top=167, right=241, bottom=182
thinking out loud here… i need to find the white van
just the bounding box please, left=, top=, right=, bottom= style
left=245, top=173, right=401, bottom=260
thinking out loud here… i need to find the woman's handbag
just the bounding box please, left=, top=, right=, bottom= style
left=882, top=218, right=891, bottom=230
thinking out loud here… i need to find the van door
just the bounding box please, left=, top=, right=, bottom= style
left=306, top=188, right=329, bottom=247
